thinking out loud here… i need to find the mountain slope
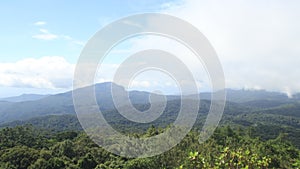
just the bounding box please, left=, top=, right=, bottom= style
left=0, top=114, right=81, bottom=132
left=0, top=94, right=49, bottom=102
left=0, top=82, right=299, bottom=125
left=0, top=83, right=154, bottom=124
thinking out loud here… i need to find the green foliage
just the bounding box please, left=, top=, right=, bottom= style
left=0, top=146, right=39, bottom=169
left=51, top=140, right=76, bottom=158
left=0, top=125, right=47, bottom=149
left=78, top=153, right=97, bottom=169
left=55, top=131, right=78, bottom=141
left=0, top=125, right=299, bottom=168
left=1, top=86, right=300, bottom=168
left=124, top=158, right=156, bottom=169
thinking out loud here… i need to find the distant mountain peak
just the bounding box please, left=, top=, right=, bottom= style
left=1, top=82, right=300, bottom=125
left=95, top=82, right=124, bottom=88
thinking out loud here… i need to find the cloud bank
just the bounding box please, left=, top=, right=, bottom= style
left=2, top=1, right=300, bottom=95
left=159, top=0, right=300, bottom=94
left=0, top=56, right=74, bottom=89
left=100, top=0, right=300, bottom=94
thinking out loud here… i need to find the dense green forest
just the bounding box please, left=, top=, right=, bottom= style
left=1, top=87, right=300, bottom=168
left=0, top=125, right=299, bottom=169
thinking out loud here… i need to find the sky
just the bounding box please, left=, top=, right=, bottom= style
left=0, top=0, right=300, bottom=97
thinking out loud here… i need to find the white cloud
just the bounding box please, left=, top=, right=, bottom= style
left=34, top=21, right=47, bottom=26
left=32, top=30, right=85, bottom=45
left=24, top=1, right=300, bottom=95
left=171, top=0, right=300, bottom=94
left=106, top=34, right=210, bottom=93
left=32, top=29, right=58, bottom=40
left=117, top=0, right=300, bottom=94
left=131, top=80, right=151, bottom=88
left=0, top=56, right=127, bottom=90
left=170, top=0, right=300, bottom=94
left=0, top=56, right=75, bottom=89
left=32, top=25, right=85, bottom=45
left=62, top=35, right=85, bottom=46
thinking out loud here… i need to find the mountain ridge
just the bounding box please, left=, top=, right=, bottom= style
left=0, top=82, right=299, bottom=124
left=0, top=94, right=50, bottom=102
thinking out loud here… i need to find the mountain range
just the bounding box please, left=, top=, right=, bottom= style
left=0, top=82, right=299, bottom=124
left=0, top=94, right=49, bottom=102
left=0, top=82, right=300, bottom=147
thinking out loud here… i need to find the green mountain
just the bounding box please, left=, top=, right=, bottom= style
left=1, top=82, right=299, bottom=125
left=0, top=82, right=300, bottom=149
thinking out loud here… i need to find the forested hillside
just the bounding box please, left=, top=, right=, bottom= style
left=1, top=83, right=299, bottom=124
left=0, top=125, right=299, bottom=169
left=2, top=98, right=300, bottom=149
left=1, top=85, right=300, bottom=168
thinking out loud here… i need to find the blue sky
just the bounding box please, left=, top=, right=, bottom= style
left=0, top=0, right=179, bottom=97
left=0, top=0, right=174, bottom=63
left=1, top=0, right=300, bottom=98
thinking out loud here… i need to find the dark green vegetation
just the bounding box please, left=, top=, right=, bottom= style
left=0, top=125, right=299, bottom=169
left=0, top=82, right=298, bottom=124
left=2, top=97, right=300, bottom=149
left=0, top=83, right=300, bottom=168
